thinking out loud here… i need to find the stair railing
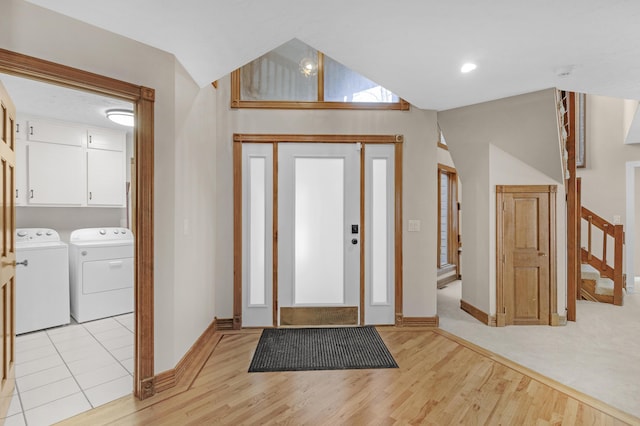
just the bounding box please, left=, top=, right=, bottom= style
left=580, top=206, right=625, bottom=305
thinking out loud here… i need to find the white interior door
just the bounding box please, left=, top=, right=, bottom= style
left=364, top=144, right=395, bottom=324
left=278, top=143, right=360, bottom=323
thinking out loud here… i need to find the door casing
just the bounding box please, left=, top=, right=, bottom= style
left=233, top=134, right=404, bottom=328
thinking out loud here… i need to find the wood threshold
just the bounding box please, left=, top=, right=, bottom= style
left=0, top=48, right=154, bottom=400
left=60, top=327, right=639, bottom=426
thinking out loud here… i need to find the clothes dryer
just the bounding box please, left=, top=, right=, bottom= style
left=69, top=227, right=133, bottom=323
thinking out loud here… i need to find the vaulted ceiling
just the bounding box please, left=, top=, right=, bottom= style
left=22, top=0, right=640, bottom=111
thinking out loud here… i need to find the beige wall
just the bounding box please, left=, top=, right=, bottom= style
left=438, top=89, right=565, bottom=316
left=577, top=95, right=640, bottom=275
left=214, top=75, right=440, bottom=318
left=1, top=0, right=217, bottom=372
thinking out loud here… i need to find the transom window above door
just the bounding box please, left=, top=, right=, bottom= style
left=231, top=39, right=409, bottom=110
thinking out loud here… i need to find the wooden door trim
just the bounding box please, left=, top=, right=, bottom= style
left=496, top=185, right=557, bottom=327
left=437, top=164, right=459, bottom=280
left=233, top=134, right=403, bottom=328
left=0, top=48, right=155, bottom=399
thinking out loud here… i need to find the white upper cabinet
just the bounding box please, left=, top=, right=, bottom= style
left=27, top=142, right=85, bottom=205
left=15, top=115, right=127, bottom=208
left=87, top=149, right=125, bottom=206
left=15, top=139, right=27, bottom=205
left=26, top=118, right=84, bottom=146
left=87, top=127, right=125, bottom=151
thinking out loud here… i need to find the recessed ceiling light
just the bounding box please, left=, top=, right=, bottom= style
left=106, top=109, right=134, bottom=127
left=461, top=63, right=477, bottom=73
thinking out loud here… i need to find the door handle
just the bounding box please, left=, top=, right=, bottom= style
left=3, top=260, right=28, bottom=267
left=351, top=238, right=358, bottom=245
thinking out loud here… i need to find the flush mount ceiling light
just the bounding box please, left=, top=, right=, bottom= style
left=106, top=109, right=134, bottom=127
left=460, top=62, right=477, bottom=73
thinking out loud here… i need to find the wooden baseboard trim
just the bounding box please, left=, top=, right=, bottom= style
left=460, top=299, right=492, bottom=325
left=214, top=317, right=234, bottom=331
left=550, top=314, right=567, bottom=326
left=155, top=317, right=218, bottom=393
left=401, top=316, right=439, bottom=327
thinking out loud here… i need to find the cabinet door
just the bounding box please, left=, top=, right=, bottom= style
left=87, top=128, right=125, bottom=151
left=28, top=142, right=84, bottom=205
left=15, top=139, right=26, bottom=205
left=87, top=149, right=125, bottom=206
left=26, top=119, right=83, bottom=146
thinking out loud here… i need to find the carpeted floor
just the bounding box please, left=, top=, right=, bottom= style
left=248, top=326, right=398, bottom=372
left=437, top=280, right=640, bottom=418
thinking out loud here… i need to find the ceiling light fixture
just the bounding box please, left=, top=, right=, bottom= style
left=106, top=109, right=134, bottom=127
left=299, top=57, right=318, bottom=77
left=460, top=63, right=477, bottom=73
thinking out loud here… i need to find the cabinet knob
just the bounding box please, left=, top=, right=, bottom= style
left=30, top=189, right=34, bottom=199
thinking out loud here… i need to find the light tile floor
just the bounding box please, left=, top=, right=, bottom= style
left=437, top=281, right=640, bottom=419
left=1, top=313, right=134, bottom=426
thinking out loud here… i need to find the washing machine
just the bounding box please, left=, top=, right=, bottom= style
left=15, top=228, right=70, bottom=334
left=69, top=227, right=134, bottom=323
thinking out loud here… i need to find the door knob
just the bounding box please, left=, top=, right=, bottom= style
left=351, top=238, right=358, bottom=245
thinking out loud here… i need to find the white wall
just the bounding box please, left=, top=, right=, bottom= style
left=214, top=75, right=440, bottom=318
left=1, top=0, right=217, bottom=372
left=438, top=89, right=565, bottom=316
left=577, top=95, right=640, bottom=274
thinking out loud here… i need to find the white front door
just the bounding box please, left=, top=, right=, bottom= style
left=278, top=143, right=361, bottom=323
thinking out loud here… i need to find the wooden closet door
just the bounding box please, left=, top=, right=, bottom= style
left=497, top=185, right=556, bottom=326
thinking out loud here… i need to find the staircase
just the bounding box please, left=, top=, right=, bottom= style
left=579, top=205, right=625, bottom=306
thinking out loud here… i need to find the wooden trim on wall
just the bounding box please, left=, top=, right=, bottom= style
left=155, top=317, right=220, bottom=394
left=233, top=134, right=400, bottom=144
left=233, top=134, right=404, bottom=328
left=359, top=144, right=366, bottom=326
left=272, top=143, right=279, bottom=327
left=233, top=141, right=242, bottom=330
left=0, top=48, right=155, bottom=400
left=400, top=316, right=439, bottom=327
left=460, top=299, right=491, bottom=325
left=394, top=140, right=404, bottom=326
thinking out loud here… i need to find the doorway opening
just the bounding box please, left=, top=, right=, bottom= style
left=0, top=49, right=155, bottom=406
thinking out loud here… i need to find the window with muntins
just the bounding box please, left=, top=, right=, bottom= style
left=231, top=39, right=409, bottom=110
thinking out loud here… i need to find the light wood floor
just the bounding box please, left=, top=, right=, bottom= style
left=61, top=328, right=638, bottom=425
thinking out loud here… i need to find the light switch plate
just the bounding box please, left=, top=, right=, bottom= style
left=408, top=219, right=421, bottom=232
